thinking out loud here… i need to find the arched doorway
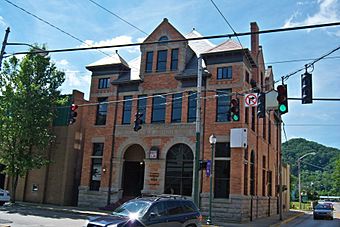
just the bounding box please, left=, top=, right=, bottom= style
left=122, top=144, right=145, bottom=197
left=164, top=143, right=193, bottom=196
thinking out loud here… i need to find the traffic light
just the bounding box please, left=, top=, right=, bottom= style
left=230, top=98, right=240, bottom=121
left=301, top=72, right=313, bottom=104
left=257, top=92, right=265, bottom=118
left=277, top=84, right=288, bottom=114
left=68, top=103, right=78, bottom=125
left=133, top=112, right=143, bottom=131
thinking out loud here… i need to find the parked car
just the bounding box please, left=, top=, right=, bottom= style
left=0, top=188, right=10, bottom=206
left=313, top=203, right=334, bottom=220
left=86, top=194, right=202, bottom=227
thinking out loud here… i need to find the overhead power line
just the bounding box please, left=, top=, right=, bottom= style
left=3, top=0, right=111, bottom=58
left=9, top=21, right=340, bottom=56
left=87, top=0, right=148, bottom=35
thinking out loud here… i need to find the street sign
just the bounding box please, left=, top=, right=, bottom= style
left=206, top=160, right=211, bottom=177
left=245, top=93, right=258, bottom=107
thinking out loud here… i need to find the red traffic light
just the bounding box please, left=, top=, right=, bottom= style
left=277, top=85, right=286, bottom=102
left=71, top=104, right=78, bottom=111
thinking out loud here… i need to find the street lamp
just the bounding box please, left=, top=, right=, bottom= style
left=207, top=134, right=216, bottom=225
left=298, top=152, right=316, bottom=210
left=1, top=27, right=48, bottom=70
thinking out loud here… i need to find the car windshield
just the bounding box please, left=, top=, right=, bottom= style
left=113, top=200, right=151, bottom=217
left=315, top=204, right=331, bottom=210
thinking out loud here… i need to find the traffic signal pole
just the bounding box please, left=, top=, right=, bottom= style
left=0, top=27, right=10, bottom=71
left=193, top=56, right=202, bottom=206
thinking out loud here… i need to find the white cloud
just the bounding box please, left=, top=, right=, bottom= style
left=283, top=0, right=340, bottom=27
left=0, top=16, right=7, bottom=28
left=79, top=35, right=142, bottom=54
left=55, top=59, right=69, bottom=66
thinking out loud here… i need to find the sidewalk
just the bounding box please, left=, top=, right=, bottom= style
left=4, top=202, right=304, bottom=227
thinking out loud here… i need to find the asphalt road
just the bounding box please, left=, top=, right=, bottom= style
left=282, top=202, right=340, bottom=227
left=0, top=204, right=89, bottom=227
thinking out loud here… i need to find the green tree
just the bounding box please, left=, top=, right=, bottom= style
left=0, top=47, right=65, bottom=202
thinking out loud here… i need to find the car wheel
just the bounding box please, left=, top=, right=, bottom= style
left=313, top=216, right=317, bottom=220
left=0, top=201, right=5, bottom=206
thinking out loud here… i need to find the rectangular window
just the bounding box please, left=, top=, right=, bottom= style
left=122, top=96, right=132, bottom=124
left=187, top=91, right=197, bottom=122
left=95, top=97, right=108, bottom=125
left=216, top=89, right=231, bottom=122
left=268, top=171, right=272, bottom=196
left=244, top=149, right=249, bottom=195
left=251, top=107, right=255, bottom=132
left=170, top=49, right=178, bottom=71
left=262, top=156, right=266, bottom=196
left=152, top=94, right=166, bottom=123
left=268, top=119, right=272, bottom=144
left=98, top=78, right=109, bottom=89
left=215, top=160, right=230, bottom=198
left=157, top=50, right=167, bottom=72
left=145, top=51, right=153, bottom=73
left=245, top=71, right=250, bottom=83
left=171, top=93, right=182, bottom=123
left=217, top=66, right=232, bottom=80
left=263, top=115, right=266, bottom=139
left=138, top=95, right=147, bottom=122
left=93, top=143, right=104, bottom=156
left=214, top=143, right=231, bottom=198
left=90, top=143, right=103, bottom=191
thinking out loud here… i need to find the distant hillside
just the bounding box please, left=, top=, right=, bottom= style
left=282, top=138, right=340, bottom=196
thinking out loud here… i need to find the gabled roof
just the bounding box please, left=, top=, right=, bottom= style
left=143, top=18, right=186, bottom=43
left=86, top=52, right=129, bottom=70
left=185, top=29, right=215, bottom=55
left=205, top=39, right=242, bottom=53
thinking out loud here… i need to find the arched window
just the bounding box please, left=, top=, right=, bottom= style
left=164, top=144, right=193, bottom=196
left=159, top=36, right=169, bottom=42
left=250, top=150, right=255, bottom=195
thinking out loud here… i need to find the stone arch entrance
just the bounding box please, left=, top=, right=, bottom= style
left=122, top=144, right=145, bottom=197
left=164, top=143, right=194, bottom=196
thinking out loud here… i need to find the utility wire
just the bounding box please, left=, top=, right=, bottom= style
left=279, top=43, right=340, bottom=84
left=10, top=21, right=340, bottom=56
left=3, top=0, right=112, bottom=58
left=300, top=160, right=326, bottom=171
left=87, top=0, right=148, bottom=35
left=267, top=56, right=340, bottom=65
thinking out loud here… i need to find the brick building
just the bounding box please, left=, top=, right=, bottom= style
left=77, top=18, right=289, bottom=223
left=4, top=90, right=87, bottom=206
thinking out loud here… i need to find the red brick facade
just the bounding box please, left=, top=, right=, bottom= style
left=77, top=19, right=288, bottom=223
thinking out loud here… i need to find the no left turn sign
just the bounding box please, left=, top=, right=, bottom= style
left=245, top=93, right=258, bottom=107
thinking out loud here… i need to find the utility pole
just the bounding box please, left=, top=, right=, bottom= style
left=193, top=55, right=202, bottom=206
left=0, top=27, right=10, bottom=70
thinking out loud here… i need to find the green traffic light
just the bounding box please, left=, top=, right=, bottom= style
left=279, top=104, right=287, bottom=113
left=232, top=115, right=239, bottom=121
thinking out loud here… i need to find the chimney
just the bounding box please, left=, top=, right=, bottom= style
left=250, top=22, right=259, bottom=59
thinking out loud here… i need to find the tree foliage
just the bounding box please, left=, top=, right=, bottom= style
left=282, top=138, right=340, bottom=197
left=0, top=47, right=65, bottom=202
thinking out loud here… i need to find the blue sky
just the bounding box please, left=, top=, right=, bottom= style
left=1, top=0, right=340, bottom=149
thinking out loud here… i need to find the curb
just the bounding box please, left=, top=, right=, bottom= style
left=269, top=212, right=304, bottom=227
